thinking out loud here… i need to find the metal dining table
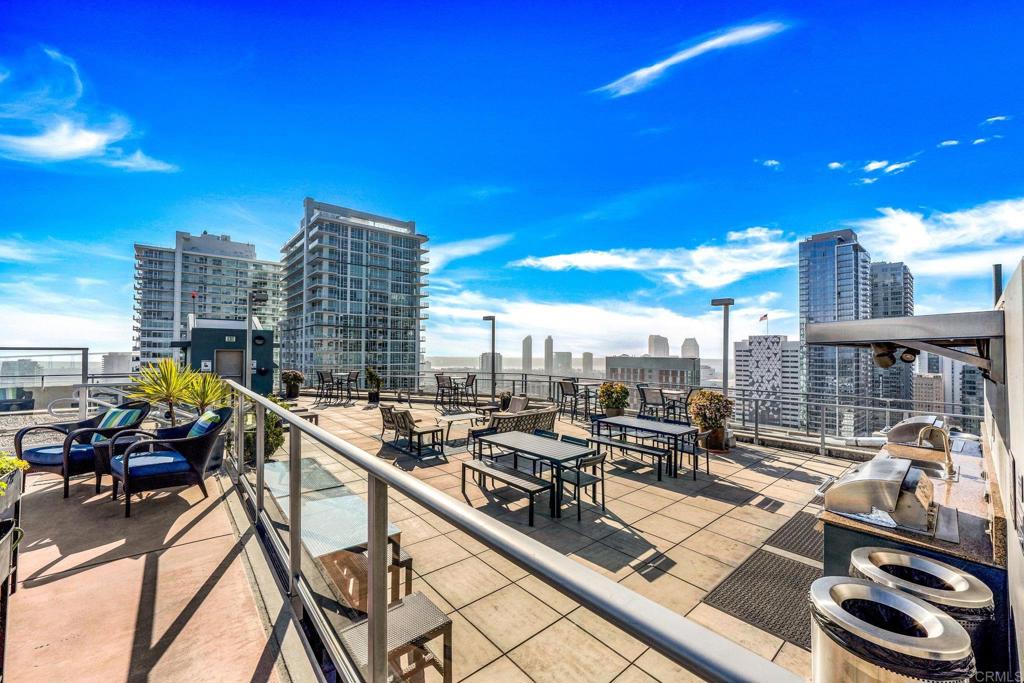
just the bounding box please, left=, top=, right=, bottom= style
left=474, top=431, right=595, bottom=518
left=592, top=415, right=698, bottom=479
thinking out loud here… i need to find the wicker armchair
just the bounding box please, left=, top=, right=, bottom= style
left=15, top=400, right=151, bottom=498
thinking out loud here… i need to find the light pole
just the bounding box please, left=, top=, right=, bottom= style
left=246, top=289, right=269, bottom=389
left=710, top=298, right=734, bottom=399
left=482, top=315, right=496, bottom=401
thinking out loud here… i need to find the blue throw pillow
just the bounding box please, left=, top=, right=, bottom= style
left=92, top=408, right=142, bottom=443
left=187, top=411, right=222, bottom=439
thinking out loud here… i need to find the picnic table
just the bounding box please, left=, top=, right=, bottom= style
left=592, top=415, right=698, bottom=479
left=474, top=431, right=594, bottom=518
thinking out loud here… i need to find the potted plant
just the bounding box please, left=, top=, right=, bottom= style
left=497, top=390, right=512, bottom=411
left=129, top=358, right=196, bottom=425
left=688, top=389, right=734, bottom=451
left=281, top=370, right=304, bottom=399
left=365, top=366, right=382, bottom=404
left=184, top=373, right=230, bottom=467
left=0, top=454, right=29, bottom=521
left=242, top=394, right=287, bottom=466
left=598, top=382, right=630, bottom=417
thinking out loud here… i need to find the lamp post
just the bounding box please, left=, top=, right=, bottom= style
left=482, top=315, right=496, bottom=401
left=710, top=298, right=734, bottom=399
left=246, top=289, right=269, bottom=389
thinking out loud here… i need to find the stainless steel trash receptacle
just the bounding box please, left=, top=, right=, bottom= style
left=810, top=577, right=975, bottom=683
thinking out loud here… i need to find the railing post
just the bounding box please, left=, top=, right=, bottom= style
left=78, top=386, right=89, bottom=421
left=255, top=403, right=265, bottom=515
left=754, top=399, right=760, bottom=445
left=288, top=419, right=302, bottom=613
left=367, top=473, right=388, bottom=683
left=820, top=420, right=827, bottom=457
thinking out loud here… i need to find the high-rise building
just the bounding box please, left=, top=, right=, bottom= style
left=681, top=338, right=700, bottom=359
left=913, top=373, right=945, bottom=413
left=133, top=231, right=283, bottom=369
left=479, top=352, right=503, bottom=374
left=522, top=335, right=533, bottom=372
left=870, top=262, right=915, bottom=429
left=279, top=198, right=428, bottom=389
left=582, top=352, right=594, bottom=374
left=553, top=351, right=572, bottom=375
left=101, top=352, right=133, bottom=380
left=606, top=356, right=699, bottom=388
left=799, top=229, right=872, bottom=436
left=734, top=335, right=801, bottom=428
left=544, top=336, right=553, bottom=373
left=648, top=334, right=670, bottom=357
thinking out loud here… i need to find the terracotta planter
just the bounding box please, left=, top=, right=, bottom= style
left=604, top=407, right=625, bottom=417
left=705, top=427, right=729, bottom=451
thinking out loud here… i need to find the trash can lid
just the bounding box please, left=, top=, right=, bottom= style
left=850, top=547, right=993, bottom=610
left=810, top=577, right=973, bottom=661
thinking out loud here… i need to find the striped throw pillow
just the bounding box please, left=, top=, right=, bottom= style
left=92, top=408, right=142, bottom=443
left=187, top=411, right=222, bottom=439
left=0, top=388, right=17, bottom=400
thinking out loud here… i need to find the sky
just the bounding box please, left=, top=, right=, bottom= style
left=2, top=1, right=1024, bottom=360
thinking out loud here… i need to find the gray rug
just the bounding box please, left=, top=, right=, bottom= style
left=703, top=550, right=820, bottom=649
left=764, top=511, right=823, bottom=561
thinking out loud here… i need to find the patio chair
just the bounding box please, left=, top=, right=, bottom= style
left=639, top=386, right=670, bottom=419
left=314, top=371, right=330, bottom=404
left=110, top=407, right=232, bottom=517
left=394, top=410, right=444, bottom=458
left=343, top=370, right=360, bottom=401
left=434, top=374, right=455, bottom=409
left=506, top=395, right=530, bottom=413
left=556, top=380, right=579, bottom=419
left=559, top=434, right=606, bottom=520
left=15, top=400, right=152, bottom=498
left=455, top=374, right=478, bottom=406
left=378, top=404, right=423, bottom=444
left=0, top=387, right=34, bottom=412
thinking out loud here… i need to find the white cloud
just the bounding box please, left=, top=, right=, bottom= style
left=973, top=138, right=987, bottom=145
left=937, top=140, right=959, bottom=147
left=0, top=238, right=44, bottom=262
left=884, top=160, right=915, bottom=174
left=594, top=21, right=787, bottom=97
left=761, top=159, right=781, bottom=169
left=859, top=177, right=878, bottom=185
left=851, top=197, right=1024, bottom=276
left=983, top=115, right=1010, bottom=124
left=863, top=160, right=888, bottom=172
left=0, top=47, right=174, bottom=172
left=73, top=277, right=105, bottom=287
left=510, top=226, right=795, bottom=289
left=429, top=233, right=514, bottom=272
left=428, top=286, right=797, bottom=358
left=827, top=161, right=844, bottom=170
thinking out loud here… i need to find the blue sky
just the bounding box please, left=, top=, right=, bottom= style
left=2, top=1, right=1024, bottom=359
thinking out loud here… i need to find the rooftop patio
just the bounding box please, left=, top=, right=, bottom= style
left=251, top=393, right=853, bottom=682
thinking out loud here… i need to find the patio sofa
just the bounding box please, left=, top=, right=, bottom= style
left=0, top=388, right=34, bottom=412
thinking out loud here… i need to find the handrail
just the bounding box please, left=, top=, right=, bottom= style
left=225, top=379, right=799, bottom=683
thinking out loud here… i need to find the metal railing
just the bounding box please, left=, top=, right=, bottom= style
left=224, top=379, right=799, bottom=683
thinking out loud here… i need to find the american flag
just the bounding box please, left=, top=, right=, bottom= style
left=759, top=313, right=768, bottom=322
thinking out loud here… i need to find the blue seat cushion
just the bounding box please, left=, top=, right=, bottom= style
left=111, top=451, right=191, bottom=478
left=22, top=443, right=95, bottom=467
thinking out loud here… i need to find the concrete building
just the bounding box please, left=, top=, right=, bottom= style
left=553, top=351, right=572, bottom=375
left=582, top=352, right=594, bottom=375
left=522, top=335, right=533, bottom=372
left=734, top=335, right=801, bottom=428
left=799, top=229, right=872, bottom=436
left=544, top=336, right=553, bottom=373
left=133, top=231, right=283, bottom=369
left=648, top=334, right=670, bottom=357
left=101, top=352, right=133, bottom=380
left=681, top=337, right=700, bottom=359
left=279, top=198, right=428, bottom=390
left=479, top=352, right=503, bottom=374
left=913, top=373, right=945, bottom=413
left=606, top=356, right=699, bottom=388
left=870, top=262, right=915, bottom=429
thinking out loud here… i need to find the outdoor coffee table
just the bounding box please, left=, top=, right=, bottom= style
left=435, top=412, right=483, bottom=441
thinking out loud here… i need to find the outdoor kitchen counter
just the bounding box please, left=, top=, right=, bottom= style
left=819, top=436, right=1007, bottom=569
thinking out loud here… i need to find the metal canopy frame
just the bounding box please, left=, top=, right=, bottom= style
left=805, top=310, right=1005, bottom=383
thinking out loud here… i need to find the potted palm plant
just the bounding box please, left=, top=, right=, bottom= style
left=281, top=370, right=304, bottom=399
left=184, top=373, right=230, bottom=467
left=598, top=382, right=630, bottom=417
left=129, top=358, right=196, bottom=425
left=688, top=389, right=734, bottom=451
left=365, top=366, right=383, bottom=404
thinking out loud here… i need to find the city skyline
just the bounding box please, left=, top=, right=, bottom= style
left=2, top=3, right=1023, bottom=357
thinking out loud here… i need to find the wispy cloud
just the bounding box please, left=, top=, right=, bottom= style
left=594, top=21, right=788, bottom=98
left=429, top=233, right=514, bottom=272
left=983, top=115, right=1010, bottom=125
left=0, top=235, right=132, bottom=263
left=827, top=161, right=844, bottom=170
left=510, top=225, right=795, bottom=289
left=851, top=197, right=1024, bottom=276
left=863, top=160, right=888, bottom=172
left=972, top=138, right=987, bottom=145
left=759, top=159, right=781, bottom=170
left=884, top=160, right=915, bottom=174
left=0, top=46, right=176, bottom=172
left=858, top=177, right=878, bottom=185
left=937, top=140, right=959, bottom=147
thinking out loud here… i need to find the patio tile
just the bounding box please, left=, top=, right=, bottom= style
left=405, top=534, right=472, bottom=574
left=445, top=529, right=489, bottom=555
left=422, top=556, right=510, bottom=609
left=516, top=574, right=580, bottom=614
left=704, top=516, right=775, bottom=546
left=527, top=523, right=594, bottom=554
left=602, top=498, right=655, bottom=523
left=460, top=583, right=561, bottom=651
left=631, top=513, right=700, bottom=543
left=618, top=488, right=676, bottom=512
left=423, top=611, right=501, bottom=682
left=509, top=618, right=630, bottom=683
left=774, top=642, right=812, bottom=679
left=681, top=529, right=758, bottom=567
left=687, top=603, right=783, bottom=660
left=660, top=545, right=734, bottom=591
left=619, top=567, right=705, bottom=616
left=725, top=504, right=791, bottom=531
left=633, top=648, right=704, bottom=682
left=396, top=515, right=444, bottom=545
left=599, top=529, right=673, bottom=565
left=567, top=606, right=648, bottom=661
left=461, top=656, right=532, bottom=683
left=561, top=509, right=630, bottom=540
left=612, top=665, right=660, bottom=683
left=478, top=549, right=530, bottom=581
left=410, top=576, right=455, bottom=614
left=658, top=500, right=722, bottom=527
left=568, top=541, right=638, bottom=581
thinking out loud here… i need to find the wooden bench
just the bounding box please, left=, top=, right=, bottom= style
left=461, top=460, right=553, bottom=526
left=588, top=435, right=672, bottom=481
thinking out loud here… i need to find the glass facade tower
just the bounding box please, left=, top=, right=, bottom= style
left=870, top=261, right=915, bottom=429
